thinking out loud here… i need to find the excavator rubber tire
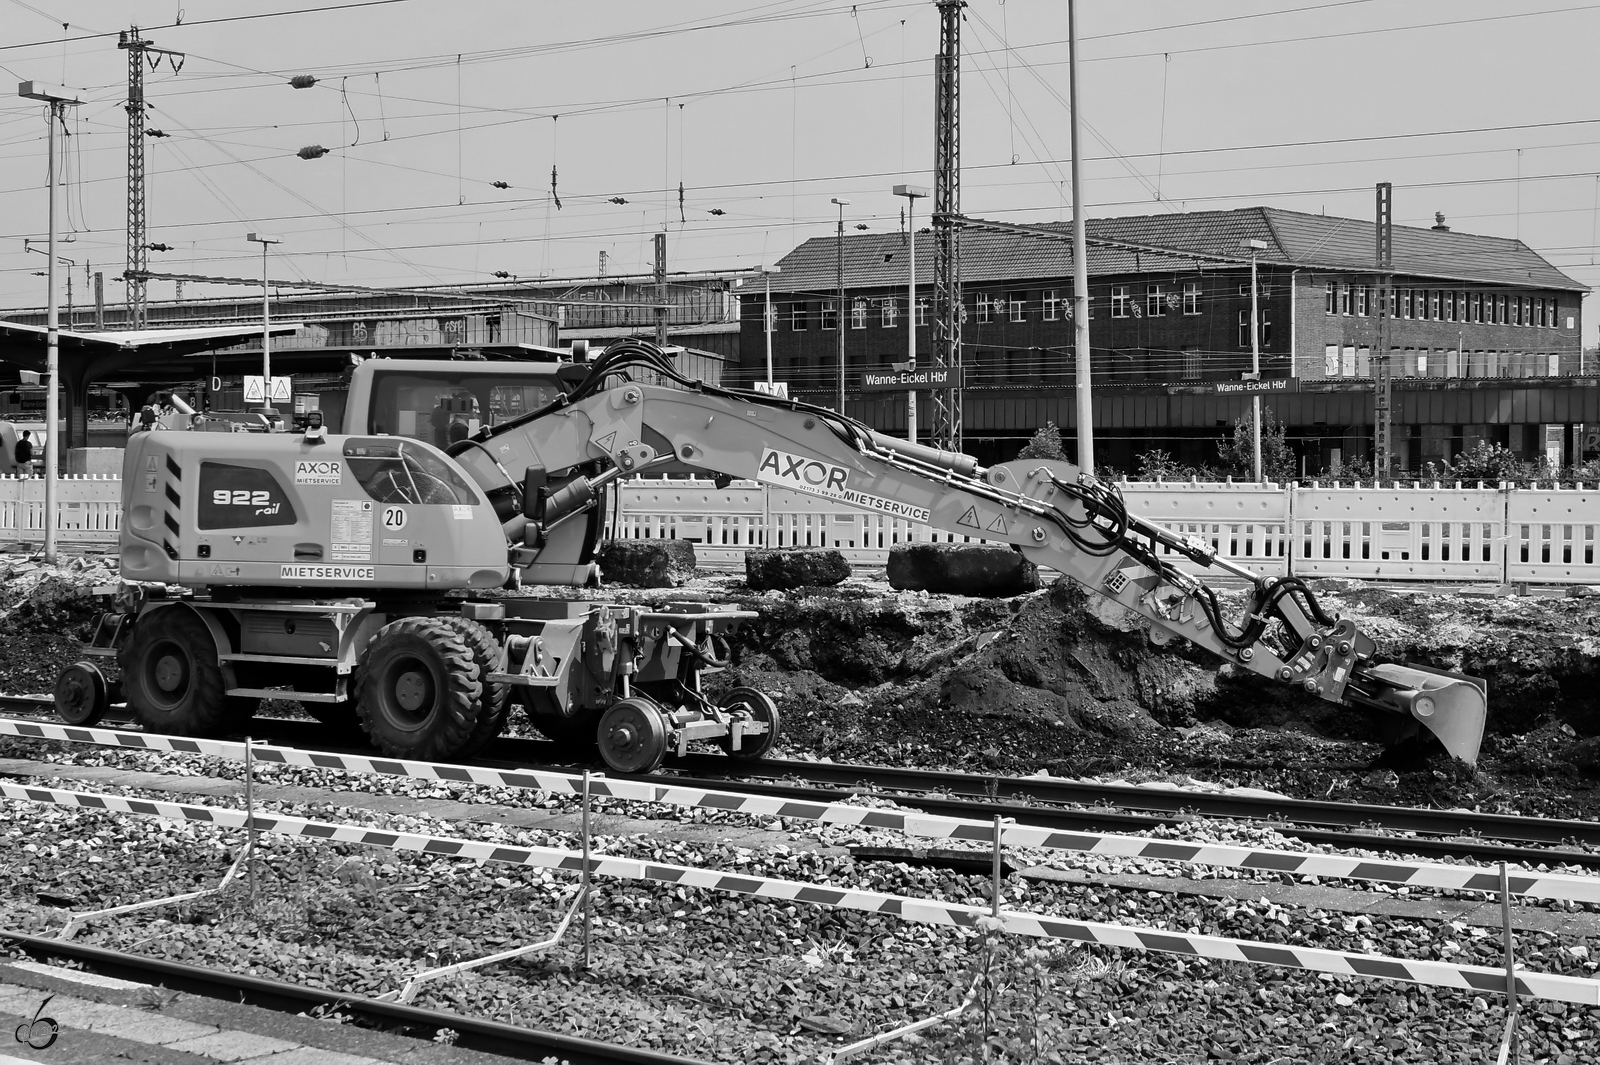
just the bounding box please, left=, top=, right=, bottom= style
left=120, top=606, right=230, bottom=737
left=439, top=615, right=511, bottom=757
left=354, top=616, right=481, bottom=761
left=718, top=685, right=782, bottom=761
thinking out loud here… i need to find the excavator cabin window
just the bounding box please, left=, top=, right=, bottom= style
left=342, top=438, right=480, bottom=506
left=365, top=371, right=560, bottom=449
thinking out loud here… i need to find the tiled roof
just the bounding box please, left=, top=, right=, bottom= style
left=768, top=206, right=1585, bottom=295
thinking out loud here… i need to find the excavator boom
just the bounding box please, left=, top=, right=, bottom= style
left=453, top=341, right=1487, bottom=766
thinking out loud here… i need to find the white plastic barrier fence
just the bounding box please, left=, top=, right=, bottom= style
left=1293, top=484, right=1505, bottom=583
left=0, top=475, right=122, bottom=546
left=16, top=473, right=1600, bottom=585
left=1122, top=481, right=1290, bottom=578
left=1506, top=487, right=1600, bottom=585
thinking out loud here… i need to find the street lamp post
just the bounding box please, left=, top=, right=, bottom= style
left=19, top=81, right=82, bottom=565
left=246, top=232, right=282, bottom=425
left=1242, top=238, right=1269, bottom=482
left=831, top=197, right=850, bottom=413
left=893, top=184, right=929, bottom=444
left=761, top=265, right=780, bottom=388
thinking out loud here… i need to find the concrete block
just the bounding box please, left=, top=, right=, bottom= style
left=744, top=548, right=851, bottom=590
left=597, top=539, right=697, bottom=587
left=887, top=543, right=1040, bottom=597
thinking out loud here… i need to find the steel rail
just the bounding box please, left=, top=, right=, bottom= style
left=0, top=930, right=712, bottom=1065
left=6, top=694, right=1600, bottom=868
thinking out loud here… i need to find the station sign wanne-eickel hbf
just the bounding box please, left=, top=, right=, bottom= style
left=861, top=368, right=958, bottom=392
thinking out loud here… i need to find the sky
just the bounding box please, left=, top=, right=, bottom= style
left=0, top=0, right=1596, bottom=342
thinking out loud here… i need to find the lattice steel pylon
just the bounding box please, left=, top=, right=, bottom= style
left=118, top=27, right=182, bottom=329
left=1374, top=182, right=1394, bottom=476
left=120, top=28, right=149, bottom=328
left=930, top=0, right=965, bottom=452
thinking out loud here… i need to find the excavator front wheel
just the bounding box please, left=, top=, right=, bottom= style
left=718, top=686, right=781, bottom=761
left=598, top=697, right=668, bottom=774
left=120, top=607, right=229, bottom=736
left=355, top=617, right=481, bottom=761
left=439, top=616, right=510, bottom=757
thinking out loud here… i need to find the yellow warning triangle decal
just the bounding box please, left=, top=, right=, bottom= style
left=986, top=514, right=1008, bottom=534
left=957, top=506, right=981, bottom=529
left=595, top=431, right=617, bottom=454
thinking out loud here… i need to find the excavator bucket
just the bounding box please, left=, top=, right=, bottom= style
left=1358, top=662, right=1488, bottom=767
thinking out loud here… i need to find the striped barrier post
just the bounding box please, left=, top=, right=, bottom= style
left=2, top=781, right=1595, bottom=1005
left=2, top=717, right=1598, bottom=903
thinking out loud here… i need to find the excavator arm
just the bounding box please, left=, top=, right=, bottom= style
left=450, top=341, right=1487, bottom=766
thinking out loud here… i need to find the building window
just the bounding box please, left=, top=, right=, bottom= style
left=1239, top=309, right=1272, bottom=347
left=1324, top=344, right=1340, bottom=377
left=821, top=300, right=838, bottom=330
left=1496, top=295, right=1507, bottom=324
left=1522, top=297, right=1532, bottom=326
left=1337, top=284, right=1351, bottom=315
left=1511, top=298, right=1522, bottom=327
left=975, top=293, right=992, bottom=324
left=1325, top=281, right=1336, bottom=315
left=1042, top=289, right=1060, bottom=321
left=1146, top=284, right=1166, bottom=317
left=1429, top=290, right=1440, bottom=320
left=1351, top=285, right=1366, bottom=316
left=1445, top=291, right=1457, bottom=322
left=1549, top=299, right=1559, bottom=328
left=881, top=298, right=897, bottom=328
left=1111, top=285, right=1131, bottom=318
left=1009, top=292, right=1026, bottom=322
left=1469, top=292, right=1481, bottom=323
left=851, top=298, right=868, bottom=329
left=915, top=297, right=928, bottom=326
left=791, top=303, right=808, bottom=331
left=1182, top=350, right=1202, bottom=379
left=1400, top=289, right=1412, bottom=318
left=1181, top=281, right=1201, bottom=315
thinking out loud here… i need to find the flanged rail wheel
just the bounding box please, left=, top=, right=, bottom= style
left=718, top=685, right=781, bottom=761
left=119, top=607, right=228, bottom=736
left=597, top=697, right=668, bottom=774
left=355, top=616, right=481, bottom=761
left=54, top=660, right=109, bottom=727
left=440, top=616, right=510, bottom=757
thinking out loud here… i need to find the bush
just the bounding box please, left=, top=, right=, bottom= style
left=1017, top=422, right=1067, bottom=462
left=1444, top=441, right=1531, bottom=486
left=1215, top=407, right=1296, bottom=483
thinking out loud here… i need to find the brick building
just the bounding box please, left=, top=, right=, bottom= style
left=738, top=207, right=1589, bottom=474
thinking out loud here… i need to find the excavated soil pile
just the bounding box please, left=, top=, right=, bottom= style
left=0, top=558, right=116, bottom=695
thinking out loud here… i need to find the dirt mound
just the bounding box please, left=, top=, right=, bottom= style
left=710, top=579, right=1250, bottom=775
left=0, top=557, right=117, bottom=695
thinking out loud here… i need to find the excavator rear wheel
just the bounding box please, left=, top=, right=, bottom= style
left=440, top=616, right=510, bottom=757
left=355, top=617, right=481, bottom=761
left=120, top=607, right=229, bottom=736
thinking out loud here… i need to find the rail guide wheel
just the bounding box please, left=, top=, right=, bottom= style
left=719, top=685, right=781, bottom=761
left=54, top=661, right=109, bottom=726
left=598, top=697, right=669, bottom=774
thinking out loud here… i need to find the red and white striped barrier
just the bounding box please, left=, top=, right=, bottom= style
left=3, top=716, right=1597, bottom=903
left=2, top=780, right=1592, bottom=1005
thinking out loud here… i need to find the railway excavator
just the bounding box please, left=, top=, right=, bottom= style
left=52, top=340, right=1489, bottom=774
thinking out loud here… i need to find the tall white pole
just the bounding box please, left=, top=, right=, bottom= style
left=44, top=100, right=61, bottom=564
left=764, top=271, right=773, bottom=387
left=1251, top=250, right=1262, bottom=483
left=1068, top=0, right=1093, bottom=475
left=907, top=201, right=917, bottom=444
left=261, top=243, right=271, bottom=401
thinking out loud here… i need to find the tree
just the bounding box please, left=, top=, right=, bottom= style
left=1017, top=422, right=1067, bottom=461
left=1216, top=407, right=1295, bottom=483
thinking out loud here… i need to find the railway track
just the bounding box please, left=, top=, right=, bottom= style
left=5, top=693, right=1600, bottom=870
left=0, top=929, right=710, bottom=1065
